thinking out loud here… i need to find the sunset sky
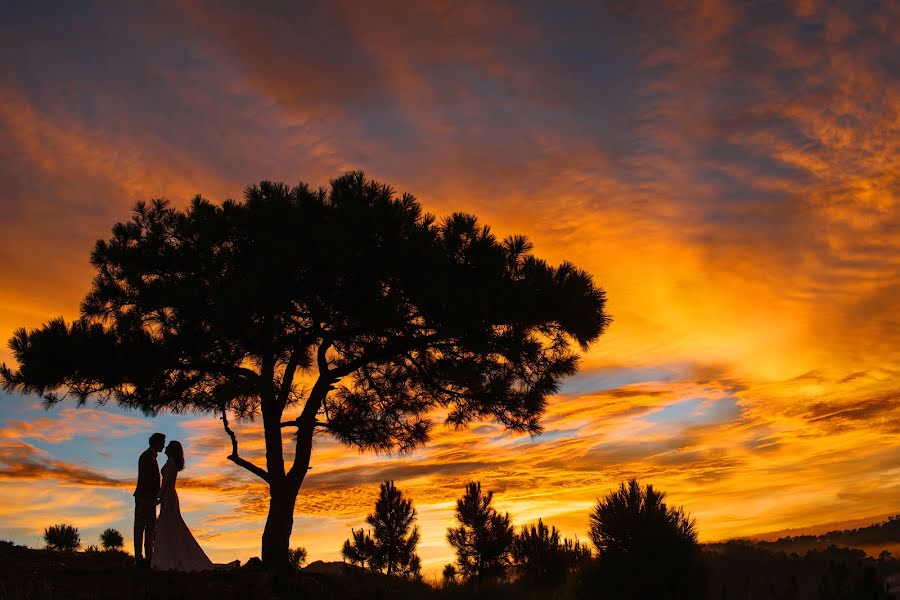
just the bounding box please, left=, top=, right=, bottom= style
left=0, top=0, right=898, bottom=577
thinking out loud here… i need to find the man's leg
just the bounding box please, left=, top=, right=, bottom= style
left=144, top=516, right=156, bottom=563
left=134, top=502, right=144, bottom=564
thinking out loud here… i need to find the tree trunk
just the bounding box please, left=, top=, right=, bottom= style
left=259, top=364, right=324, bottom=569
left=261, top=480, right=299, bottom=569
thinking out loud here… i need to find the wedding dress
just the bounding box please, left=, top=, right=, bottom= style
left=151, top=460, right=219, bottom=572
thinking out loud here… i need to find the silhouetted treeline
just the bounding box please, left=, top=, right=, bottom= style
left=23, top=482, right=900, bottom=599
left=704, top=542, right=897, bottom=600
left=748, top=515, right=900, bottom=554
left=333, top=479, right=899, bottom=598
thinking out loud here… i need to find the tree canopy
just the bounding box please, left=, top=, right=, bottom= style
left=1, top=172, right=610, bottom=566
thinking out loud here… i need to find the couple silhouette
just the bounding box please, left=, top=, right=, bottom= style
left=133, top=432, right=236, bottom=571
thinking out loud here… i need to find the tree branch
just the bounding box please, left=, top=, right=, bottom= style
left=329, top=334, right=440, bottom=379
left=404, top=352, right=466, bottom=399
left=182, top=361, right=260, bottom=382
left=277, top=350, right=302, bottom=409
left=281, top=418, right=330, bottom=429
left=221, top=407, right=270, bottom=483
left=284, top=340, right=337, bottom=483
left=317, top=336, right=333, bottom=375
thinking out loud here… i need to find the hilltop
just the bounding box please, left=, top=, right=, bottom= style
left=718, top=514, right=900, bottom=557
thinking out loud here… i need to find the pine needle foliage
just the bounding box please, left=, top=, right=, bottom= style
left=587, top=479, right=705, bottom=599
left=44, top=524, right=80, bottom=552
left=100, top=528, right=124, bottom=551
left=342, top=480, right=421, bottom=578
left=511, top=518, right=591, bottom=585
left=447, top=481, right=514, bottom=581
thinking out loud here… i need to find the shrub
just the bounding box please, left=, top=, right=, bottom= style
left=288, top=546, right=308, bottom=569
left=585, top=479, right=705, bottom=599
left=442, top=563, right=457, bottom=586
left=511, top=519, right=590, bottom=585
left=43, top=524, right=81, bottom=551
left=100, top=528, right=124, bottom=551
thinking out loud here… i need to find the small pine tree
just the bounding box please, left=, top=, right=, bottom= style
left=342, top=481, right=421, bottom=577
left=442, top=563, right=458, bottom=586
left=43, top=524, right=81, bottom=551
left=100, top=528, right=124, bottom=551
left=288, top=546, right=308, bottom=569
left=342, top=528, right=375, bottom=568
left=447, top=481, right=514, bottom=581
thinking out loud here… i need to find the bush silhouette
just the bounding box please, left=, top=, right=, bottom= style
left=511, top=518, right=591, bottom=585
left=100, top=528, right=124, bottom=551
left=43, top=524, right=80, bottom=551
left=288, top=546, right=307, bottom=569
left=585, top=479, right=705, bottom=599
left=342, top=481, right=421, bottom=578
left=447, top=481, right=514, bottom=582
left=1, top=172, right=610, bottom=568
left=442, top=563, right=457, bottom=585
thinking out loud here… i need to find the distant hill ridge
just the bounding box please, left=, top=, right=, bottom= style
left=716, top=514, right=900, bottom=554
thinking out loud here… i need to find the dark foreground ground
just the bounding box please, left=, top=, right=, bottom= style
left=1, top=540, right=899, bottom=600
left=0, top=542, right=434, bottom=600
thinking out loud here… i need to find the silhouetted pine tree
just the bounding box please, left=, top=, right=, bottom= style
left=342, top=481, right=421, bottom=578
left=512, top=519, right=563, bottom=584
left=1, top=172, right=610, bottom=568
left=586, top=479, right=705, bottom=599
left=447, top=481, right=514, bottom=581
left=342, top=528, right=375, bottom=569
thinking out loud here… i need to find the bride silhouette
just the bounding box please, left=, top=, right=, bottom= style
left=151, top=441, right=237, bottom=571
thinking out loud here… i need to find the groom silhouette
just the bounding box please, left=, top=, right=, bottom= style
left=134, top=432, right=165, bottom=567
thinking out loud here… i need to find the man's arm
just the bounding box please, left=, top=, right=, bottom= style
left=138, top=451, right=153, bottom=478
